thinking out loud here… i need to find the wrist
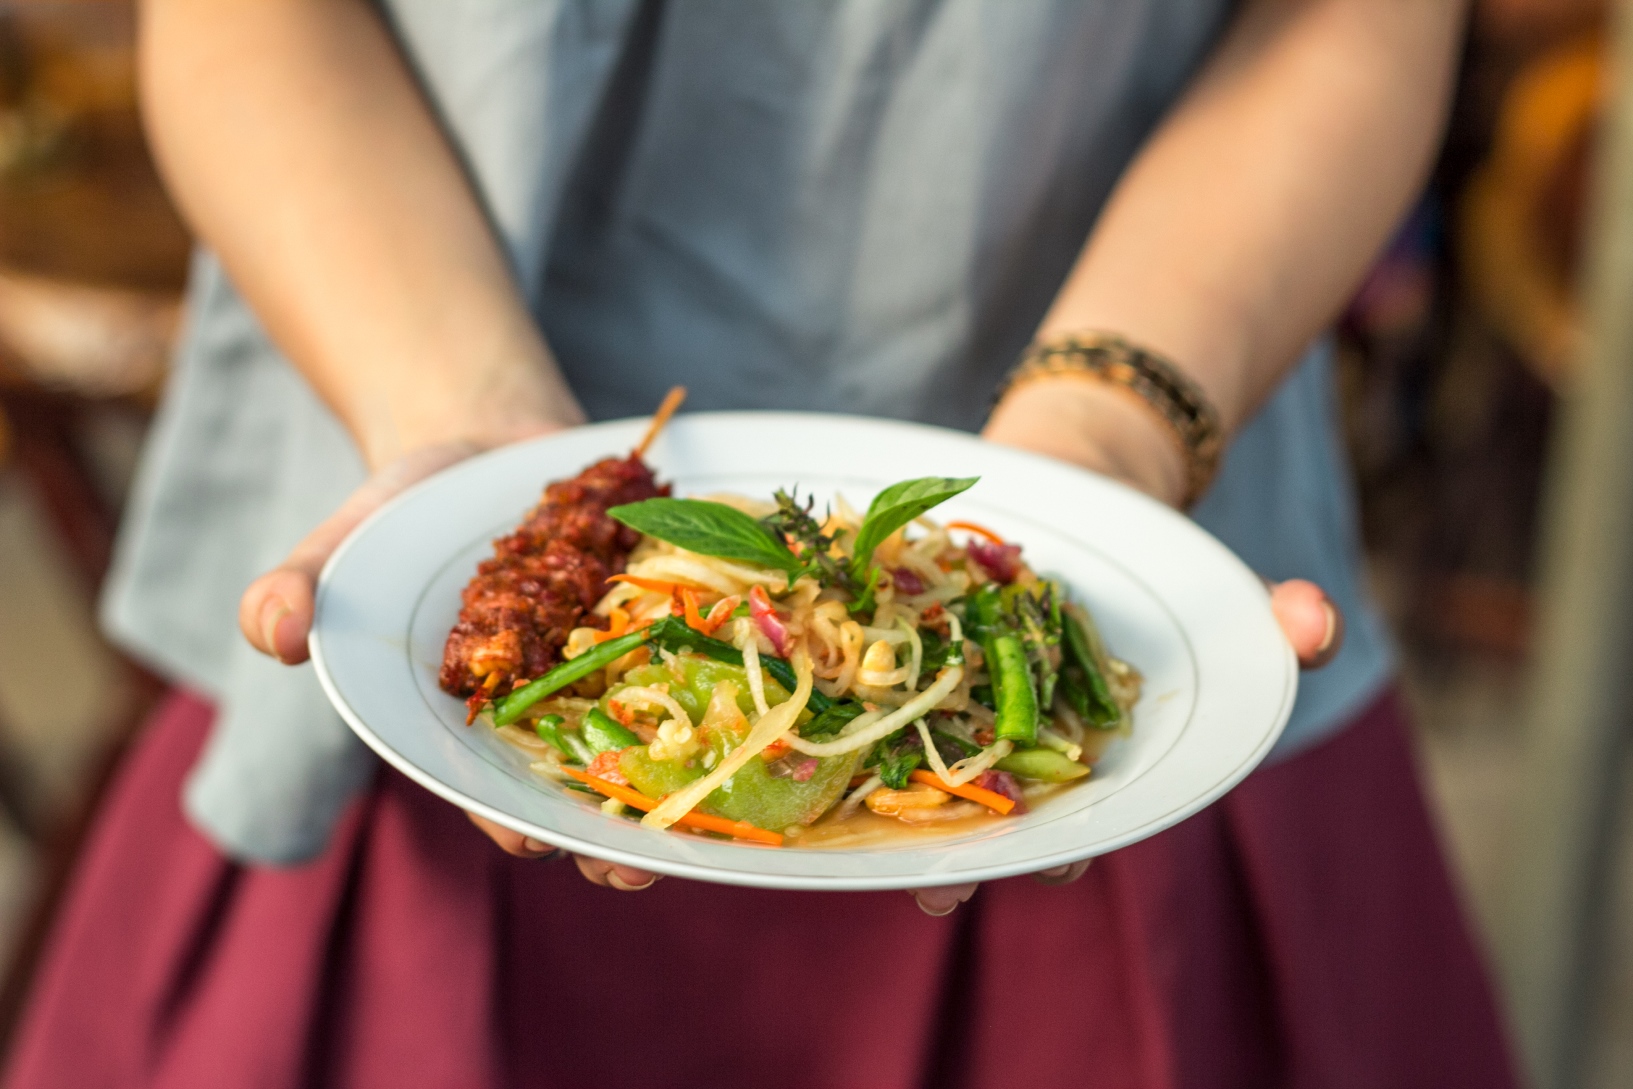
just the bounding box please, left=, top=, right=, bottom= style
left=984, top=375, right=1188, bottom=508
left=352, top=347, right=585, bottom=470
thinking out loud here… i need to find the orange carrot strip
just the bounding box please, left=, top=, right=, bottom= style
left=591, top=606, right=631, bottom=644
left=945, top=520, right=1008, bottom=546
left=560, top=767, right=784, bottom=846
left=909, top=770, right=1016, bottom=815
left=681, top=588, right=710, bottom=634
left=608, top=574, right=697, bottom=595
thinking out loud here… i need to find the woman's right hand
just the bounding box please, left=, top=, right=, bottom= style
left=237, top=427, right=665, bottom=893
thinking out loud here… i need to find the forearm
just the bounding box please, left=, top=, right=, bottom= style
left=996, top=0, right=1465, bottom=503
left=138, top=0, right=581, bottom=467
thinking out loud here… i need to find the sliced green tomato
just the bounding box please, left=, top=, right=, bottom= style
left=604, top=656, right=792, bottom=724
left=618, top=747, right=704, bottom=798
left=703, top=747, right=863, bottom=830
left=618, top=719, right=863, bottom=831
left=996, top=747, right=1091, bottom=782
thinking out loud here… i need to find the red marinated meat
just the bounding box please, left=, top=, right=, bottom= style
left=438, top=454, right=666, bottom=705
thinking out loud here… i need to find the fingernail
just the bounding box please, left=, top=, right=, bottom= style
left=1316, top=601, right=1339, bottom=655
left=607, top=872, right=659, bottom=892
left=918, top=899, right=958, bottom=917
left=259, top=598, right=292, bottom=660
left=522, top=837, right=553, bottom=856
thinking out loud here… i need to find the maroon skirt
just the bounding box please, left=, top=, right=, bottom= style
left=4, top=688, right=1517, bottom=1089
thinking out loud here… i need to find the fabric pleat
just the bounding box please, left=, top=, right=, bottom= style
left=4, top=689, right=1518, bottom=1089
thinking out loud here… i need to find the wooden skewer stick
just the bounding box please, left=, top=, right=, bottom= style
left=635, top=386, right=687, bottom=458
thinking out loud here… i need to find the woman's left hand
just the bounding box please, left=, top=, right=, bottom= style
left=906, top=376, right=1344, bottom=917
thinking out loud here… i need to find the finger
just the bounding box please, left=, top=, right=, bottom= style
left=239, top=567, right=317, bottom=664
left=911, top=883, right=979, bottom=917
left=1034, top=859, right=1092, bottom=886
left=466, top=811, right=560, bottom=859
left=239, top=441, right=480, bottom=665
left=573, top=854, right=662, bottom=891
left=1270, top=579, right=1343, bottom=670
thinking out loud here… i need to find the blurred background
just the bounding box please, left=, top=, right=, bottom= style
left=0, top=0, right=1626, bottom=1084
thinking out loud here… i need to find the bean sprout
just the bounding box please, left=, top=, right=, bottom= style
left=738, top=623, right=772, bottom=717
left=835, top=773, right=884, bottom=819
left=913, top=716, right=1014, bottom=787
left=782, top=663, right=964, bottom=757
left=1037, top=726, right=1083, bottom=763
left=899, top=616, right=923, bottom=693
left=610, top=686, right=693, bottom=733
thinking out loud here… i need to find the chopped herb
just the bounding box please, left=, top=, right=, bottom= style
left=871, top=729, right=923, bottom=789
left=760, top=488, right=860, bottom=595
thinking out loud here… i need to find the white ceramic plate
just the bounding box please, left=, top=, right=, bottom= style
left=310, top=413, right=1295, bottom=890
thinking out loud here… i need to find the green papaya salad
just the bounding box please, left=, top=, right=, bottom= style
left=484, top=477, right=1141, bottom=847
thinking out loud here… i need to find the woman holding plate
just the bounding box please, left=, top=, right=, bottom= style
left=7, top=1, right=1517, bottom=1087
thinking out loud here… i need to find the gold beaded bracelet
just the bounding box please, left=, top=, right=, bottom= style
left=997, top=333, right=1223, bottom=508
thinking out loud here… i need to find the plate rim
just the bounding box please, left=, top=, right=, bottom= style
left=310, top=411, right=1297, bottom=890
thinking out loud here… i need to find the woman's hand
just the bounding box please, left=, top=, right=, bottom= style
left=899, top=377, right=1345, bottom=917
left=983, top=375, right=1343, bottom=671
left=237, top=419, right=665, bottom=892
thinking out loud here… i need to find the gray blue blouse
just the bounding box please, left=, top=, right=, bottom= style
left=101, top=0, right=1392, bottom=864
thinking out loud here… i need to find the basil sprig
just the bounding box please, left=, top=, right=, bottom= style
left=608, top=474, right=978, bottom=604
left=607, top=498, right=802, bottom=576
left=847, top=476, right=978, bottom=585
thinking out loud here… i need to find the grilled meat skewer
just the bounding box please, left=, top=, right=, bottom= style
left=438, top=453, right=667, bottom=714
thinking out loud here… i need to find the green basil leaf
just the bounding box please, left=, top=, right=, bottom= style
left=608, top=498, right=801, bottom=575
left=848, top=476, right=979, bottom=582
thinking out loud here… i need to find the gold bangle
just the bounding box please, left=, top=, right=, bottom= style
left=998, top=333, right=1223, bottom=508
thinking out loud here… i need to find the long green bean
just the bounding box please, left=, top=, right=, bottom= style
left=969, top=585, right=1038, bottom=744
left=988, top=634, right=1039, bottom=744
left=581, top=707, right=641, bottom=755
left=490, top=614, right=840, bottom=727
left=996, top=747, right=1090, bottom=782
left=492, top=629, right=653, bottom=726
left=1061, top=607, right=1120, bottom=729
left=533, top=713, right=569, bottom=751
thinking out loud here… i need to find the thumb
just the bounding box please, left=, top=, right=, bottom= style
left=1269, top=578, right=1343, bottom=670
left=238, top=441, right=480, bottom=664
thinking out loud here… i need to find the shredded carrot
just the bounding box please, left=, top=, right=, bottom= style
left=591, top=606, right=631, bottom=644
left=608, top=573, right=698, bottom=595
left=560, top=766, right=784, bottom=846
left=681, top=588, right=709, bottom=634
left=909, top=770, right=1016, bottom=815
left=945, top=520, right=1008, bottom=546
